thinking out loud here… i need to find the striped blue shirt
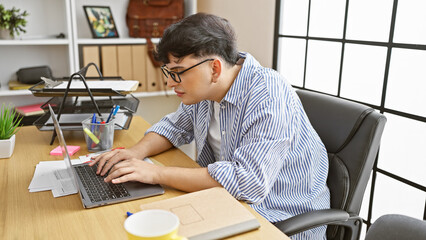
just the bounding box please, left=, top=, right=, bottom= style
left=147, top=53, right=330, bottom=239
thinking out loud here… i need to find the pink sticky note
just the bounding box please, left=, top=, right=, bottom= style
left=50, top=145, right=80, bottom=156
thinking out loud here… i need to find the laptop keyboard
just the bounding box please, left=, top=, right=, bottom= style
left=75, top=163, right=131, bottom=203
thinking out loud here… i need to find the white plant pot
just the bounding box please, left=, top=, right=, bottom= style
left=0, top=29, right=13, bottom=40
left=0, top=134, right=16, bottom=158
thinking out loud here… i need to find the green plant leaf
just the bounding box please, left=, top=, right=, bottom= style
left=0, top=103, right=22, bottom=140
left=0, top=4, right=29, bottom=38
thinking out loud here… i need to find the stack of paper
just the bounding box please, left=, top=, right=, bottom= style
left=28, top=153, right=100, bottom=197
left=29, top=160, right=79, bottom=197
left=53, top=80, right=139, bottom=92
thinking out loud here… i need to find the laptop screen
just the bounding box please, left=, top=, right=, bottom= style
left=48, top=105, right=79, bottom=191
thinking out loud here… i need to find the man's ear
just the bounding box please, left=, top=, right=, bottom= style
left=211, top=59, right=222, bottom=83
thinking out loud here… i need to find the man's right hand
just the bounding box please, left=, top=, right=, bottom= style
left=89, top=148, right=142, bottom=176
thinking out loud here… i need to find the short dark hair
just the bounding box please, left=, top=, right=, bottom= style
left=155, top=13, right=239, bottom=66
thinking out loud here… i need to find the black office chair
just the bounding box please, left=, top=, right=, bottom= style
left=365, top=214, right=426, bottom=240
left=274, top=89, right=387, bottom=240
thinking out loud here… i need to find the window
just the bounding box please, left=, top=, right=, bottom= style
left=274, top=0, right=426, bottom=234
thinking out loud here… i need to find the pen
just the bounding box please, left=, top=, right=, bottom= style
left=112, top=147, right=125, bottom=151
left=91, top=113, right=96, bottom=130
left=106, top=105, right=116, bottom=123
left=107, top=105, right=120, bottom=123
left=83, top=127, right=100, bottom=144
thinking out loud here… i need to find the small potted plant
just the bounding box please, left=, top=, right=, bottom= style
left=0, top=4, right=29, bottom=39
left=0, top=104, right=22, bottom=158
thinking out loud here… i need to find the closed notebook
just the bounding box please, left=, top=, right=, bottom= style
left=15, top=103, right=45, bottom=116
left=139, top=187, right=260, bottom=240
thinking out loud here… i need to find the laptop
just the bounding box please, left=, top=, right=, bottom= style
left=48, top=105, right=164, bottom=208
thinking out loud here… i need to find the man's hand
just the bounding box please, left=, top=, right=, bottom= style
left=87, top=132, right=221, bottom=192
left=103, top=158, right=162, bottom=184
left=89, top=148, right=141, bottom=176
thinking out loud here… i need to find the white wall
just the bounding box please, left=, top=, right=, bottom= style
left=197, top=0, right=276, bottom=68
left=136, top=95, right=180, bottom=125
left=136, top=94, right=196, bottom=160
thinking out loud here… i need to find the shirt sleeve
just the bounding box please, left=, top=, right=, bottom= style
left=146, top=103, right=195, bottom=147
left=208, top=98, right=300, bottom=204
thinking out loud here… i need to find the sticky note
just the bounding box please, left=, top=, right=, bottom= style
left=50, top=145, right=80, bottom=156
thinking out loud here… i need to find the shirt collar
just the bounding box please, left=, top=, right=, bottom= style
left=222, top=52, right=260, bottom=106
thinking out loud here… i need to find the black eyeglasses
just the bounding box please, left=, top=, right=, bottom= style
left=161, top=58, right=214, bottom=83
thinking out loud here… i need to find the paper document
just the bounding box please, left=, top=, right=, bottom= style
left=51, top=168, right=78, bottom=197
left=28, top=163, right=58, bottom=192
left=29, top=159, right=84, bottom=197
left=53, top=80, right=139, bottom=92
left=45, top=113, right=128, bottom=127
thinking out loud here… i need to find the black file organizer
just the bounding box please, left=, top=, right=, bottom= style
left=30, top=63, right=139, bottom=145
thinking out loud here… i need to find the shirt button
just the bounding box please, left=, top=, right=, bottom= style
left=221, top=156, right=224, bottom=160
left=221, top=105, right=225, bottom=109
left=222, top=131, right=225, bottom=136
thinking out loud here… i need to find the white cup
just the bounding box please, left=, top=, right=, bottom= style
left=124, top=209, right=187, bottom=240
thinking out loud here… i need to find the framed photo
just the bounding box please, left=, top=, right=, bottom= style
left=83, top=6, right=119, bottom=38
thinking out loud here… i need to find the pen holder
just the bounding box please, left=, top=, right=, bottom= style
left=82, top=117, right=115, bottom=152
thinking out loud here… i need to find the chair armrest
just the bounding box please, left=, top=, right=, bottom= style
left=274, top=209, right=350, bottom=236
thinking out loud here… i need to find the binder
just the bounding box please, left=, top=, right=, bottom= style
left=82, top=44, right=169, bottom=92
left=101, top=46, right=118, bottom=77
left=131, top=45, right=148, bottom=91
left=117, top=45, right=133, bottom=80
left=145, top=51, right=162, bottom=92
left=82, top=46, right=100, bottom=77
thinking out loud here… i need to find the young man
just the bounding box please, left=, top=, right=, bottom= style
left=92, top=13, right=330, bottom=239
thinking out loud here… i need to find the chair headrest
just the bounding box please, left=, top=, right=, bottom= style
left=296, top=90, right=373, bottom=153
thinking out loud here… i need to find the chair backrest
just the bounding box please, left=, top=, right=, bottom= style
left=296, top=89, right=387, bottom=240
left=365, top=214, right=426, bottom=240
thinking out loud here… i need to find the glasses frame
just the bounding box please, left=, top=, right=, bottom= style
left=161, top=58, right=215, bottom=83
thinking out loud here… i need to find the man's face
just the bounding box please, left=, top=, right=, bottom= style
left=164, top=54, right=215, bottom=105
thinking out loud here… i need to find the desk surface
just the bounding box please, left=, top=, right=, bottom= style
left=0, top=116, right=288, bottom=240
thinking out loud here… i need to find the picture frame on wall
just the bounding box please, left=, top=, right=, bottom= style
left=83, top=6, right=119, bottom=38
